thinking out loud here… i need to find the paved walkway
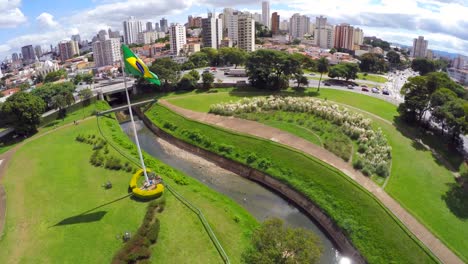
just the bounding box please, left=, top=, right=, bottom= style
left=160, top=100, right=463, bottom=264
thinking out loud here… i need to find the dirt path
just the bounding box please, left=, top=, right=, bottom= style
left=160, top=100, right=463, bottom=264
left=0, top=116, right=96, bottom=240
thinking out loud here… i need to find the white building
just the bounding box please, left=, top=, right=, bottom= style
left=123, top=16, right=143, bottom=44
left=279, top=19, right=289, bottom=31
left=314, top=16, right=334, bottom=49
left=353, top=28, right=364, bottom=46
left=169, top=23, right=187, bottom=56
left=202, top=13, right=223, bottom=49
left=290, top=13, right=310, bottom=40
left=448, top=68, right=468, bottom=85
left=0, top=67, right=3, bottom=79
left=238, top=14, right=255, bottom=52
left=138, top=31, right=160, bottom=45
left=262, top=1, right=270, bottom=28
left=223, top=8, right=239, bottom=45
left=412, top=36, right=428, bottom=58
left=36, top=60, right=59, bottom=77
left=92, top=33, right=121, bottom=67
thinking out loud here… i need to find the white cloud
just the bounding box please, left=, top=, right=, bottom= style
left=0, top=0, right=27, bottom=28
left=36, top=13, right=59, bottom=28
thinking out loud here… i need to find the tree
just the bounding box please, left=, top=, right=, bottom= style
left=218, top=47, right=247, bottom=68
left=411, top=58, right=436, bottom=76
left=177, top=74, right=197, bottom=90
left=292, top=39, right=301, bottom=45
left=329, top=48, right=337, bottom=54
left=343, top=63, right=359, bottom=80
left=398, top=76, right=431, bottom=123
left=78, top=88, right=93, bottom=106
left=149, top=58, right=180, bottom=88
left=0, top=92, right=45, bottom=135
left=188, top=69, right=200, bottom=81
left=19, top=82, right=30, bottom=91
left=31, top=81, right=75, bottom=108
left=359, top=53, right=386, bottom=73
left=246, top=50, right=301, bottom=91
left=242, top=218, right=322, bottom=264
left=386, top=51, right=401, bottom=64
left=200, top=48, right=219, bottom=66
left=316, top=57, right=329, bottom=92
left=294, top=74, right=309, bottom=88
left=201, top=72, right=214, bottom=89
left=44, top=69, right=67, bottom=83
left=188, top=52, right=209, bottom=68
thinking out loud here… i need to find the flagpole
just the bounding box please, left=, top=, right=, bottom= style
left=121, top=55, right=150, bottom=184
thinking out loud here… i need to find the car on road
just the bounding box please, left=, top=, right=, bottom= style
left=382, top=89, right=390, bottom=95
left=347, top=85, right=354, bottom=89
left=324, top=83, right=331, bottom=86
left=361, top=85, right=369, bottom=92
left=372, top=87, right=380, bottom=93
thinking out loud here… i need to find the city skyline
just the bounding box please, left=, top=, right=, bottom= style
left=1, top=0, right=467, bottom=58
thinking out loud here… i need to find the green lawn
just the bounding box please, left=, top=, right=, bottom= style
left=165, top=89, right=468, bottom=262
left=357, top=73, right=388, bottom=83
left=145, top=104, right=437, bottom=263
left=0, top=116, right=257, bottom=263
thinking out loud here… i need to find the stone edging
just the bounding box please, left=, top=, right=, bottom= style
left=134, top=108, right=367, bottom=263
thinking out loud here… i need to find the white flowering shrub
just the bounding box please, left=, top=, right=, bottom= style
left=210, top=96, right=392, bottom=177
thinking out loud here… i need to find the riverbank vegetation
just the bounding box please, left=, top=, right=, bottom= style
left=145, top=103, right=437, bottom=263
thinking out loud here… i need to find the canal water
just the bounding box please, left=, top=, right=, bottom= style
left=121, top=120, right=347, bottom=264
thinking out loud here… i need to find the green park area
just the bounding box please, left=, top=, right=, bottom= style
left=0, top=108, right=257, bottom=263
left=161, top=88, right=468, bottom=262
left=356, top=73, right=388, bottom=83
left=145, top=103, right=437, bottom=263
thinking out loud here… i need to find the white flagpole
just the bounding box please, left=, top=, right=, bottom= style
left=121, top=54, right=150, bottom=184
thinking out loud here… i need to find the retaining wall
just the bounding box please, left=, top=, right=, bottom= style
left=134, top=108, right=366, bottom=263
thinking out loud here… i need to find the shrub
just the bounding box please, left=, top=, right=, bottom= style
left=353, top=159, right=364, bottom=170
left=246, top=153, right=258, bottom=164
left=105, top=156, right=123, bottom=170
left=257, top=158, right=272, bottom=170
left=148, top=219, right=160, bottom=243
left=218, top=144, right=234, bottom=155
left=163, top=122, right=178, bottom=131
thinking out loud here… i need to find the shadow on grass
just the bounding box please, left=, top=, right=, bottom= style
left=51, top=194, right=132, bottom=227
left=393, top=116, right=463, bottom=172
left=443, top=182, right=468, bottom=219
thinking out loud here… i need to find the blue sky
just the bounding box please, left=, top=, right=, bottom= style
left=1, top=0, right=467, bottom=58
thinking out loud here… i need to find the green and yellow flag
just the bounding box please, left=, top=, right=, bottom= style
left=122, top=45, right=161, bottom=86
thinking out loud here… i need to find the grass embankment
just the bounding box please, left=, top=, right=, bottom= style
left=166, top=88, right=468, bottom=262
left=357, top=73, right=387, bottom=83
left=145, top=104, right=437, bottom=263
left=0, top=114, right=257, bottom=263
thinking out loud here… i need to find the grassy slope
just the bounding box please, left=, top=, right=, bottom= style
left=0, top=117, right=257, bottom=263
left=357, top=73, right=388, bottom=83
left=166, top=89, right=468, bottom=262
left=146, top=104, right=436, bottom=264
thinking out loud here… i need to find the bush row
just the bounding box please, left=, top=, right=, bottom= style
left=112, top=199, right=166, bottom=264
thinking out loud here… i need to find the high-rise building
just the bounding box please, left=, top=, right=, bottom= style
left=58, top=40, right=79, bottom=61
left=223, top=8, right=239, bottom=45
left=12, top=53, right=19, bottom=62
left=452, top=55, right=466, bottom=69
left=412, top=36, right=428, bottom=58
left=262, top=1, right=270, bottom=28
left=155, top=22, right=160, bottom=32
left=252, top=13, right=262, bottom=24
left=289, top=13, right=310, bottom=40
left=0, top=67, right=3, bottom=79
left=279, top=20, right=289, bottom=31
left=21, top=45, right=35, bottom=64
left=334, top=23, right=354, bottom=50
left=187, top=16, right=202, bottom=28
left=160, top=18, right=168, bottom=32
left=123, top=16, right=143, bottom=44
left=71, top=34, right=81, bottom=43
left=138, top=31, right=159, bottom=44
left=92, top=32, right=121, bottom=68
left=271, top=12, right=280, bottom=35
left=146, top=22, right=153, bottom=32
left=238, top=14, right=255, bottom=52
left=353, top=28, right=364, bottom=46
left=108, top=28, right=121, bottom=39
left=169, top=24, right=186, bottom=56
left=34, top=45, right=43, bottom=58
left=314, top=16, right=334, bottom=49
left=202, top=13, right=223, bottom=49
left=98, top=30, right=108, bottom=41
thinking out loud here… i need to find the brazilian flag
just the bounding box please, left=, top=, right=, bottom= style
left=122, top=45, right=161, bottom=86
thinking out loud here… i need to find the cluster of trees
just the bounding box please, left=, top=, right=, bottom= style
left=181, top=47, right=248, bottom=70
left=364, top=37, right=391, bottom=51
left=411, top=58, right=450, bottom=76
left=398, top=72, right=467, bottom=143
left=44, top=69, right=67, bottom=83
left=242, top=218, right=323, bottom=263
left=328, top=63, right=359, bottom=81
left=73, top=73, right=94, bottom=85
left=246, top=49, right=305, bottom=90
left=359, top=53, right=387, bottom=73
left=0, top=92, right=45, bottom=135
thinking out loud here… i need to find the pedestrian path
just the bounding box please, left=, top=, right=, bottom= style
left=160, top=100, right=463, bottom=264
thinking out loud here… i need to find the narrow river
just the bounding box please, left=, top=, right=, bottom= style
left=122, top=120, right=347, bottom=264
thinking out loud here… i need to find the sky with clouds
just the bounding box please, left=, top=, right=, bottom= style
left=0, top=0, right=467, bottom=58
